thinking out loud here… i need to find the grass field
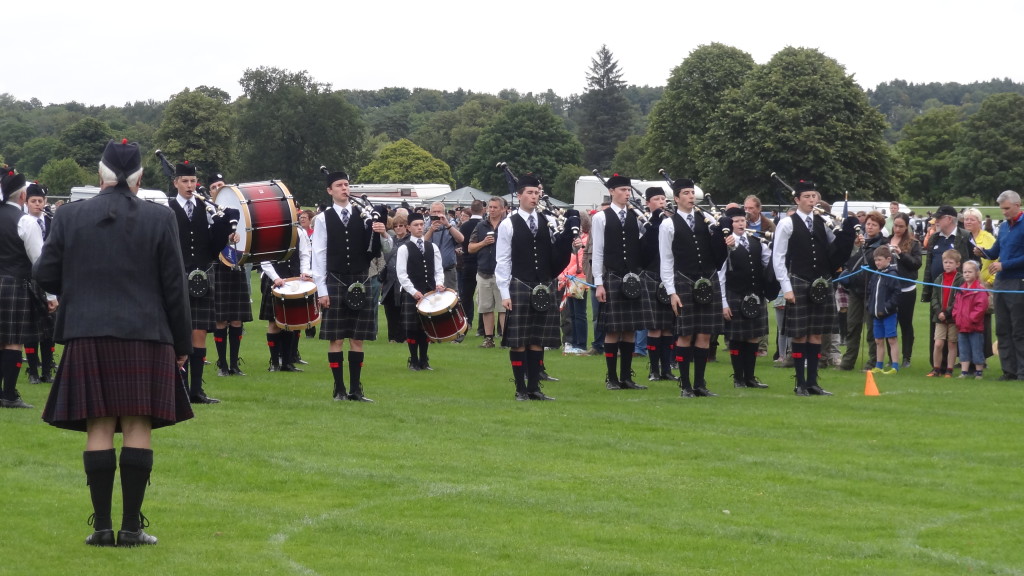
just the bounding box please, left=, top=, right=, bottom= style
left=2, top=280, right=1023, bottom=575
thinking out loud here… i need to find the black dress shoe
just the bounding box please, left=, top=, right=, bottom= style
left=408, top=358, right=421, bottom=371
left=333, top=393, right=347, bottom=401
left=230, top=365, right=247, bottom=376
left=347, top=393, right=374, bottom=402
left=515, top=392, right=530, bottom=401
left=807, top=385, right=833, bottom=396
left=733, top=378, right=746, bottom=388
left=619, top=379, right=648, bottom=390
left=605, top=377, right=623, bottom=390
left=528, top=391, right=556, bottom=401
left=746, top=377, right=769, bottom=389
left=419, top=360, right=434, bottom=371
left=648, top=371, right=660, bottom=382
left=998, top=373, right=1018, bottom=381
left=190, top=393, right=220, bottom=404
left=267, top=362, right=280, bottom=372
left=216, top=363, right=229, bottom=377
left=693, top=387, right=718, bottom=397
left=679, top=388, right=696, bottom=398
left=660, top=371, right=677, bottom=381
left=117, top=529, right=157, bottom=547
left=539, top=371, right=559, bottom=382
left=279, top=364, right=303, bottom=372
left=794, top=387, right=811, bottom=397
left=1, top=396, right=34, bottom=409
left=85, top=529, right=115, bottom=547
left=28, top=373, right=41, bottom=385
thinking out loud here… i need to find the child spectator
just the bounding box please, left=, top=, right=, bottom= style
left=928, top=249, right=963, bottom=377
left=953, top=260, right=988, bottom=379
left=867, top=246, right=902, bottom=374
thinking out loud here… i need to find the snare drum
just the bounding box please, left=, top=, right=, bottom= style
left=215, top=181, right=298, bottom=267
left=416, top=290, right=468, bottom=343
left=271, top=278, right=321, bottom=330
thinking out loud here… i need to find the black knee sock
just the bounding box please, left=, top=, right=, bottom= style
left=119, top=447, right=153, bottom=533
left=228, top=325, right=244, bottom=367
left=2, top=349, right=22, bottom=400
left=510, top=350, right=526, bottom=394
left=348, top=351, right=364, bottom=395
left=213, top=328, right=228, bottom=365
left=619, top=341, right=635, bottom=381
left=806, top=342, right=821, bottom=387
left=792, top=342, right=807, bottom=389
left=267, top=333, right=280, bottom=367
left=83, top=449, right=116, bottom=532
left=729, top=340, right=743, bottom=381
left=692, top=346, right=709, bottom=389
left=189, top=348, right=206, bottom=396
left=661, top=336, right=674, bottom=374
left=676, top=345, right=693, bottom=390
left=292, top=330, right=300, bottom=359
left=328, top=352, right=345, bottom=396
left=24, top=342, right=40, bottom=374
left=743, top=341, right=759, bottom=382
left=604, top=344, right=618, bottom=381
left=407, top=338, right=419, bottom=363
left=279, top=331, right=295, bottom=366
left=647, top=339, right=661, bottom=375
left=418, top=340, right=429, bottom=365
left=525, top=348, right=542, bottom=393
left=41, top=341, right=55, bottom=373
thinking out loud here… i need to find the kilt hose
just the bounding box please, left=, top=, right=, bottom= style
left=212, top=264, right=253, bottom=322
left=0, top=275, right=41, bottom=344
left=672, top=271, right=724, bottom=336
left=723, top=289, right=769, bottom=341
left=597, top=272, right=654, bottom=333
left=319, top=273, right=378, bottom=342
left=642, top=271, right=675, bottom=332
left=501, top=279, right=560, bottom=350
left=782, top=275, right=836, bottom=338
left=42, top=337, right=193, bottom=432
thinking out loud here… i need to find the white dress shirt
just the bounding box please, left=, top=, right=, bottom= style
left=396, top=237, right=444, bottom=295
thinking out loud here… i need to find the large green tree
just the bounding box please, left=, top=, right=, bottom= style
left=59, top=117, right=113, bottom=168
left=408, top=95, right=506, bottom=181
left=461, top=102, right=583, bottom=194
left=235, top=67, right=364, bottom=207
left=38, top=157, right=95, bottom=194
left=576, top=45, right=636, bottom=171
left=894, top=106, right=963, bottom=204
left=640, top=43, right=755, bottom=182
left=357, top=139, right=455, bottom=188
left=154, top=87, right=234, bottom=180
left=698, top=47, right=894, bottom=203
left=948, top=92, right=1024, bottom=199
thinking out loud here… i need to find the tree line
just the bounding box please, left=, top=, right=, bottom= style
left=1, top=44, right=1022, bottom=208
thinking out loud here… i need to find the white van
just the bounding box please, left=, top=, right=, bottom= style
left=573, top=176, right=704, bottom=210
left=69, top=186, right=170, bottom=206
left=348, top=183, right=452, bottom=208
left=829, top=201, right=908, bottom=219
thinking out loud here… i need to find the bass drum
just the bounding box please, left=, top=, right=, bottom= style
left=271, top=278, right=321, bottom=330
left=416, top=290, right=468, bottom=343
left=214, top=180, right=298, bottom=267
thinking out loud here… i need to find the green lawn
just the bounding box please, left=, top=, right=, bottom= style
left=2, top=281, right=1022, bottom=575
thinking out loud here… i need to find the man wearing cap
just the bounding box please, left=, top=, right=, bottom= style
left=659, top=179, right=729, bottom=398
left=168, top=161, right=237, bottom=404
left=592, top=175, right=652, bottom=391
left=977, top=190, right=1024, bottom=381
left=207, top=173, right=252, bottom=378
left=23, top=182, right=58, bottom=385
left=0, top=167, right=47, bottom=409
left=35, top=139, right=193, bottom=547
left=719, top=206, right=774, bottom=390
left=921, top=205, right=972, bottom=304
left=771, top=180, right=858, bottom=396
left=641, top=187, right=676, bottom=382
left=311, top=170, right=391, bottom=402
left=495, top=174, right=576, bottom=401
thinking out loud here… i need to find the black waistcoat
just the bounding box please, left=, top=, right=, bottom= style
left=325, top=206, right=370, bottom=275
left=405, top=240, right=436, bottom=293
left=510, top=212, right=553, bottom=283
left=785, top=213, right=832, bottom=279
left=171, top=198, right=213, bottom=271
left=271, top=245, right=301, bottom=279
left=0, top=204, right=32, bottom=279
left=602, top=206, right=642, bottom=276
left=671, top=211, right=717, bottom=277
left=725, top=237, right=764, bottom=295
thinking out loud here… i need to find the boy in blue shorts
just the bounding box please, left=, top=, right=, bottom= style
left=867, top=245, right=902, bottom=374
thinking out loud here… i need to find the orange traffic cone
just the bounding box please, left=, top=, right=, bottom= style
left=864, top=371, right=880, bottom=396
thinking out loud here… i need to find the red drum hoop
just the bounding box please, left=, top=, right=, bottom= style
left=215, top=180, right=298, bottom=267
left=271, top=277, right=321, bottom=330
left=416, top=290, right=468, bottom=343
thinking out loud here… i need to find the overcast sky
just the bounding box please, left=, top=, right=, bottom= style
left=6, top=0, right=1022, bottom=106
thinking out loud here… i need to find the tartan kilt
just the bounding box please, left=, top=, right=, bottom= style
left=672, top=271, right=724, bottom=336
left=42, top=337, right=193, bottom=432
left=723, top=289, right=769, bottom=341
left=642, top=271, right=675, bottom=331
left=258, top=275, right=276, bottom=322
left=399, top=292, right=426, bottom=334
left=188, top=264, right=217, bottom=331
left=212, top=265, right=253, bottom=323
left=598, top=272, right=655, bottom=333
left=319, top=273, right=378, bottom=341
left=0, top=275, right=41, bottom=344
left=782, top=275, right=836, bottom=338
left=501, top=278, right=560, bottom=349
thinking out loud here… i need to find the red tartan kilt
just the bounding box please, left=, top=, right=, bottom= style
left=42, top=337, right=194, bottom=432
